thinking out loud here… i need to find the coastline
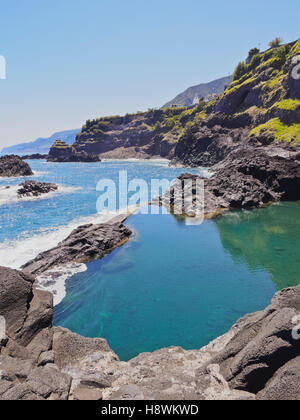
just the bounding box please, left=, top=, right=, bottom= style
left=19, top=210, right=135, bottom=306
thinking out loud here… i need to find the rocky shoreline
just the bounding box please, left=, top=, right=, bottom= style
left=1, top=38, right=299, bottom=400
left=0, top=139, right=299, bottom=400
left=154, top=145, right=300, bottom=217
left=0, top=156, right=300, bottom=399
left=1, top=258, right=300, bottom=400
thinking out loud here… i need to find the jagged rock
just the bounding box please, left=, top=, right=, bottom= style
left=171, top=122, right=247, bottom=167
left=222, top=308, right=300, bottom=393
left=47, top=140, right=101, bottom=162
left=205, top=284, right=300, bottom=397
left=0, top=380, right=13, bottom=397
left=25, top=365, right=72, bottom=400
left=52, top=327, right=117, bottom=370
left=257, top=356, right=300, bottom=400
left=22, top=221, right=132, bottom=275
left=0, top=266, right=53, bottom=364
left=0, top=383, right=46, bottom=400
left=0, top=267, right=34, bottom=345
left=78, top=372, right=112, bottom=389
left=1, top=263, right=300, bottom=400
left=0, top=356, right=35, bottom=381
left=0, top=155, right=33, bottom=177
left=38, top=350, right=54, bottom=367
left=17, top=180, right=58, bottom=198
left=154, top=148, right=300, bottom=217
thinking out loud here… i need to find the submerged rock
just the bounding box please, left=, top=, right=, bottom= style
left=17, top=180, right=58, bottom=198
left=0, top=155, right=33, bottom=178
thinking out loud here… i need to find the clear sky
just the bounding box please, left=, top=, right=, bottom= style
left=0, top=0, right=299, bottom=148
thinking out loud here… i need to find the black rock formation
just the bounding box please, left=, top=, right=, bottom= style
left=0, top=155, right=33, bottom=177
left=17, top=181, right=58, bottom=198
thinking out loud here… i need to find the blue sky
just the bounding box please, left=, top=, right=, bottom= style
left=0, top=0, right=299, bottom=147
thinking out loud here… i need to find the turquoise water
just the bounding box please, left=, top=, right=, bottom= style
left=55, top=203, right=300, bottom=361
left=0, top=160, right=299, bottom=361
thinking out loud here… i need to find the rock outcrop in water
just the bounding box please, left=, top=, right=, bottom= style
left=153, top=147, right=300, bottom=217
left=1, top=262, right=300, bottom=400
left=21, top=154, right=48, bottom=160
left=47, top=140, right=101, bottom=163
left=0, top=155, right=33, bottom=178
left=17, top=181, right=58, bottom=198
left=21, top=219, right=132, bottom=275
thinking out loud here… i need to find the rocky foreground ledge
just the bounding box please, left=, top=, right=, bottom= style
left=154, top=146, right=300, bottom=217
left=1, top=262, right=300, bottom=400
left=0, top=155, right=33, bottom=178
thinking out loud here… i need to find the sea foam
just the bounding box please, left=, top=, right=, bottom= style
left=0, top=184, right=80, bottom=206
left=0, top=209, right=128, bottom=305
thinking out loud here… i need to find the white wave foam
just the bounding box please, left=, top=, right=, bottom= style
left=33, top=170, right=48, bottom=177
left=0, top=209, right=129, bottom=270
left=0, top=208, right=131, bottom=306
left=0, top=184, right=80, bottom=206
left=36, top=263, right=87, bottom=306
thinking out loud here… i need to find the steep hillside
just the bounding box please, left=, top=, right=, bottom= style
left=172, top=39, right=300, bottom=166
left=73, top=105, right=209, bottom=159
left=56, top=39, right=300, bottom=163
left=1, top=129, right=80, bottom=156
left=163, top=75, right=232, bottom=108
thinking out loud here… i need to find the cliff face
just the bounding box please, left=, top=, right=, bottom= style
left=68, top=39, right=300, bottom=163
left=48, top=140, right=101, bottom=162
left=72, top=108, right=195, bottom=159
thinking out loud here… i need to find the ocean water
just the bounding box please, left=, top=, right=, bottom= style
left=0, top=159, right=203, bottom=268
left=1, top=160, right=299, bottom=361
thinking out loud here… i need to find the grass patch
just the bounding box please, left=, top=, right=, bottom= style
left=274, top=99, right=300, bottom=111
left=250, top=118, right=300, bottom=143
left=52, top=140, right=71, bottom=149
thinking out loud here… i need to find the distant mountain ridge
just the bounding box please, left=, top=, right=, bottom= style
left=163, top=75, right=232, bottom=108
left=0, top=129, right=80, bottom=156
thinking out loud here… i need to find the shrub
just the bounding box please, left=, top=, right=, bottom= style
left=273, top=45, right=289, bottom=62
left=269, top=37, right=283, bottom=48
left=249, top=54, right=261, bottom=70
left=233, top=61, right=249, bottom=81
left=248, top=48, right=260, bottom=58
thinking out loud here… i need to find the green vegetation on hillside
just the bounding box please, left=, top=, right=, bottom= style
left=250, top=119, right=300, bottom=144
left=52, top=140, right=71, bottom=149
left=74, top=38, right=300, bottom=153
left=79, top=101, right=209, bottom=145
